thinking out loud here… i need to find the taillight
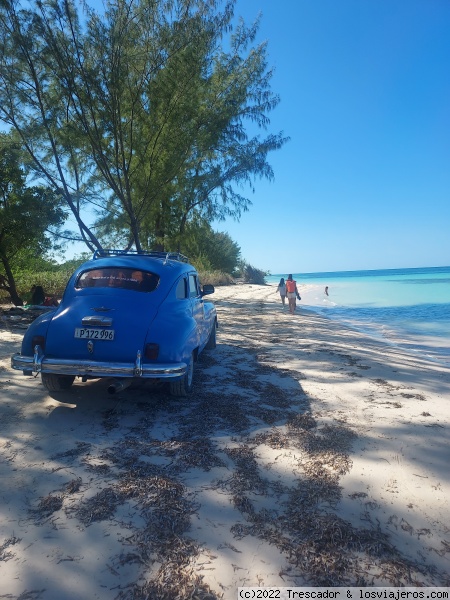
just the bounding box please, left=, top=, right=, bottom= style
left=32, top=335, right=46, bottom=352
left=144, top=343, right=159, bottom=360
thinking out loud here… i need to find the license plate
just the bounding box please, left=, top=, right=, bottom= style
left=75, top=328, right=115, bottom=340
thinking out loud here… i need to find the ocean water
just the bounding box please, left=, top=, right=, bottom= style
left=267, top=267, right=450, bottom=366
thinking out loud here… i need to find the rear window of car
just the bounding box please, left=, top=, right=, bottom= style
left=76, top=268, right=159, bottom=293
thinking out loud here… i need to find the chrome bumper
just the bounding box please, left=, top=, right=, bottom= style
left=11, top=346, right=186, bottom=380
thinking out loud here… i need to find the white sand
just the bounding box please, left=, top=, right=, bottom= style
left=1, top=285, right=449, bottom=598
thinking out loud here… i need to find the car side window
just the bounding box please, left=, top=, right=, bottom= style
left=176, top=277, right=188, bottom=299
left=188, top=274, right=199, bottom=298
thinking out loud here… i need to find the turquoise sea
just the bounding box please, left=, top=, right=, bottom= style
left=267, top=266, right=450, bottom=366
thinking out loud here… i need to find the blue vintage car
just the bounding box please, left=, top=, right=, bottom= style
left=11, top=250, right=217, bottom=396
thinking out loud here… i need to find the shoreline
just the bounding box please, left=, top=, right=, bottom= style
left=1, top=284, right=449, bottom=597
left=266, top=281, right=450, bottom=368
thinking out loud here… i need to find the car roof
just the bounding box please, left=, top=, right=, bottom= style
left=74, top=251, right=195, bottom=279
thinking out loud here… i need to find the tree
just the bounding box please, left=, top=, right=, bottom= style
left=0, top=0, right=288, bottom=253
left=239, top=261, right=267, bottom=285
left=0, top=135, right=66, bottom=305
left=0, top=0, right=103, bottom=252
left=181, top=221, right=241, bottom=273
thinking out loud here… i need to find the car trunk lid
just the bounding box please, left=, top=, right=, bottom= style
left=45, top=292, right=161, bottom=362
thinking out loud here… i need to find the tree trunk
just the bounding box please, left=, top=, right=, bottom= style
left=0, top=256, right=23, bottom=306
left=153, top=214, right=165, bottom=252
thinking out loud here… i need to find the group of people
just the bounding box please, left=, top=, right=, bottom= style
left=276, top=277, right=330, bottom=314
left=29, top=285, right=59, bottom=307
left=276, top=274, right=301, bottom=314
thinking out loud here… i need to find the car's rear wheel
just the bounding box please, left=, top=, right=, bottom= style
left=169, top=352, right=194, bottom=397
left=41, top=373, right=75, bottom=392
left=205, top=319, right=217, bottom=349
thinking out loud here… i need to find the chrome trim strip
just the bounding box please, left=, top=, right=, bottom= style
left=134, top=350, right=143, bottom=376
left=11, top=353, right=187, bottom=379
left=81, top=316, right=113, bottom=326
left=33, top=344, right=44, bottom=374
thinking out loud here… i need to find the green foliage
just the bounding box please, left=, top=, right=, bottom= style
left=0, top=134, right=67, bottom=303
left=239, top=261, right=267, bottom=285
left=197, top=270, right=235, bottom=287
left=4, top=270, right=72, bottom=303
left=0, top=0, right=288, bottom=255
left=0, top=265, right=234, bottom=303
left=180, top=222, right=241, bottom=274
left=0, top=253, right=89, bottom=302
left=54, top=254, right=92, bottom=273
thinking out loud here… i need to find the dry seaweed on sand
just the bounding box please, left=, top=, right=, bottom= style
left=288, top=422, right=357, bottom=476
left=51, top=441, right=91, bottom=461
left=29, top=494, right=64, bottom=520
left=117, top=473, right=194, bottom=549
left=220, top=393, right=444, bottom=586
left=223, top=444, right=268, bottom=495
left=231, top=497, right=441, bottom=586
left=287, top=411, right=317, bottom=431
left=253, top=428, right=290, bottom=449
left=179, top=392, right=252, bottom=435
left=113, top=475, right=221, bottom=599
left=285, top=476, right=342, bottom=513
left=64, top=477, right=82, bottom=494
left=230, top=473, right=443, bottom=586
left=0, top=536, right=21, bottom=562
left=73, top=487, right=125, bottom=526
left=115, top=564, right=221, bottom=600
left=148, top=437, right=226, bottom=472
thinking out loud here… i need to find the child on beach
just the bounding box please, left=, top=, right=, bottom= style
left=276, top=278, right=287, bottom=306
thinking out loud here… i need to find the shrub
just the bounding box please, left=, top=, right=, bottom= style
left=240, top=263, right=267, bottom=285
left=198, top=270, right=235, bottom=286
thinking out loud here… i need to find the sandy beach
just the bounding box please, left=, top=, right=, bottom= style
left=1, top=283, right=449, bottom=599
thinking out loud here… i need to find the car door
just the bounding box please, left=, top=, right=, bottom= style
left=188, top=273, right=206, bottom=345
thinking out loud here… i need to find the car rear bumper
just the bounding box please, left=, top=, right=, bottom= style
left=11, top=350, right=187, bottom=380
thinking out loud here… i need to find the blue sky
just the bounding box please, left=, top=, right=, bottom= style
left=213, top=0, right=450, bottom=274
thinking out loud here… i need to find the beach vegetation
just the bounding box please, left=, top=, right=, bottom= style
left=0, top=255, right=235, bottom=303
left=180, top=222, right=242, bottom=274
left=0, top=134, right=66, bottom=305
left=237, top=261, right=267, bottom=285
left=0, top=0, right=288, bottom=259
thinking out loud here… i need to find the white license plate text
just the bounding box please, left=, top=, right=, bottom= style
left=75, top=328, right=115, bottom=340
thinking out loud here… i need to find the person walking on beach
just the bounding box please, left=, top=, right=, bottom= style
left=325, top=286, right=329, bottom=296
left=285, top=274, right=299, bottom=314
left=276, top=277, right=287, bottom=306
